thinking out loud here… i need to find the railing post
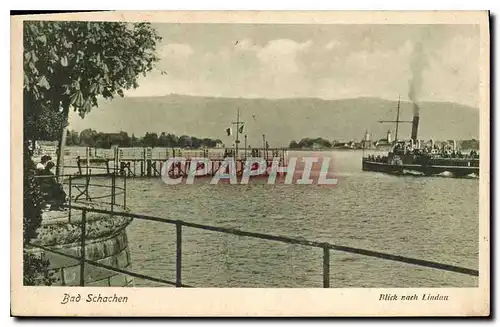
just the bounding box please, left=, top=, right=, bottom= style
left=85, top=172, right=90, bottom=201
left=176, top=222, right=182, bottom=287
left=111, top=169, right=115, bottom=212
left=123, top=172, right=127, bottom=208
left=85, top=147, right=90, bottom=177
left=76, top=157, right=81, bottom=175
left=79, top=209, right=87, bottom=286
left=68, top=176, right=72, bottom=222
left=323, top=244, right=330, bottom=288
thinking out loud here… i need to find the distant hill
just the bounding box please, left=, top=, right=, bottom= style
left=69, top=94, right=479, bottom=148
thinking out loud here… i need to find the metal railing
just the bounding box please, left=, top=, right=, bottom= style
left=30, top=204, right=479, bottom=288
left=66, top=171, right=127, bottom=214
left=34, top=169, right=127, bottom=221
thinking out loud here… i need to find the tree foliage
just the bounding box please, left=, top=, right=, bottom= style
left=24, top=21, right=162, bottom=126
left=23, top=21, right=162, bottom=284
left=66, top=129, right=223, bottom=149
left=289, top=137, right=332, bottom=149
left=460, top=139, right=479, bottom=150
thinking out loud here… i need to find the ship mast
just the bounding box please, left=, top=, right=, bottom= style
left=395, top=95, right=400, bottom=142
left=378, top=95, right=412, bottom=143
left=232, top=108, right=245, bottom=159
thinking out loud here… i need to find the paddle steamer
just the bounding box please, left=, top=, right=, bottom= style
left=361, top=98, right=479, bottom=177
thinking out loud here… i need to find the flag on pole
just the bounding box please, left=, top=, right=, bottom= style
left=226, top=127, right=232, bottom=136
left=238, top=124, right=245, bottom=134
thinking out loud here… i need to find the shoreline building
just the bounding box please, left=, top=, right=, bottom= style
left=375, top=130, right=393, bottom=149
left=360, top=129, right=374, bottom=149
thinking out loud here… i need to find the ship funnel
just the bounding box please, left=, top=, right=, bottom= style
left=430, top=139, right=434, bottom=149
left=411, top=103, right=420, bottom=141
left=452, top=140, right=456, bottom=151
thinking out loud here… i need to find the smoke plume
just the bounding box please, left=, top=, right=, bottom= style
left=408, top=41, right=428, bottom=116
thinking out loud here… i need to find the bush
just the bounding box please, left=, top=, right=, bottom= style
left=23, top=140, right=52, bottom=285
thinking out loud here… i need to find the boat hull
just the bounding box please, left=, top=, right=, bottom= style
left=362, top=160, right=479, bottom=177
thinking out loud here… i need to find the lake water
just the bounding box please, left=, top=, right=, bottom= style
left=67, top=148, right=480, bottom=288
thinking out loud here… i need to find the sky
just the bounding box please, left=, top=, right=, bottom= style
left=122, top=23, right=479, bottom=107
left=68, top=23, right=480, bottom=139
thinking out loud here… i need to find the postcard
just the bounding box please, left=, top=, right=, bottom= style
left=11, top=10, right=490, bottom=316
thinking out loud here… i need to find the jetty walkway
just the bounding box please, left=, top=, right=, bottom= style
left=67, top=146, right=288, bottom=178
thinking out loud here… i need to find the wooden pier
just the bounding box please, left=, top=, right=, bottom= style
left=75, top=147, right=288, bottom=178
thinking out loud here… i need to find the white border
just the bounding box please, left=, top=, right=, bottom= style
left=5, top=2, right=495, bottom=324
